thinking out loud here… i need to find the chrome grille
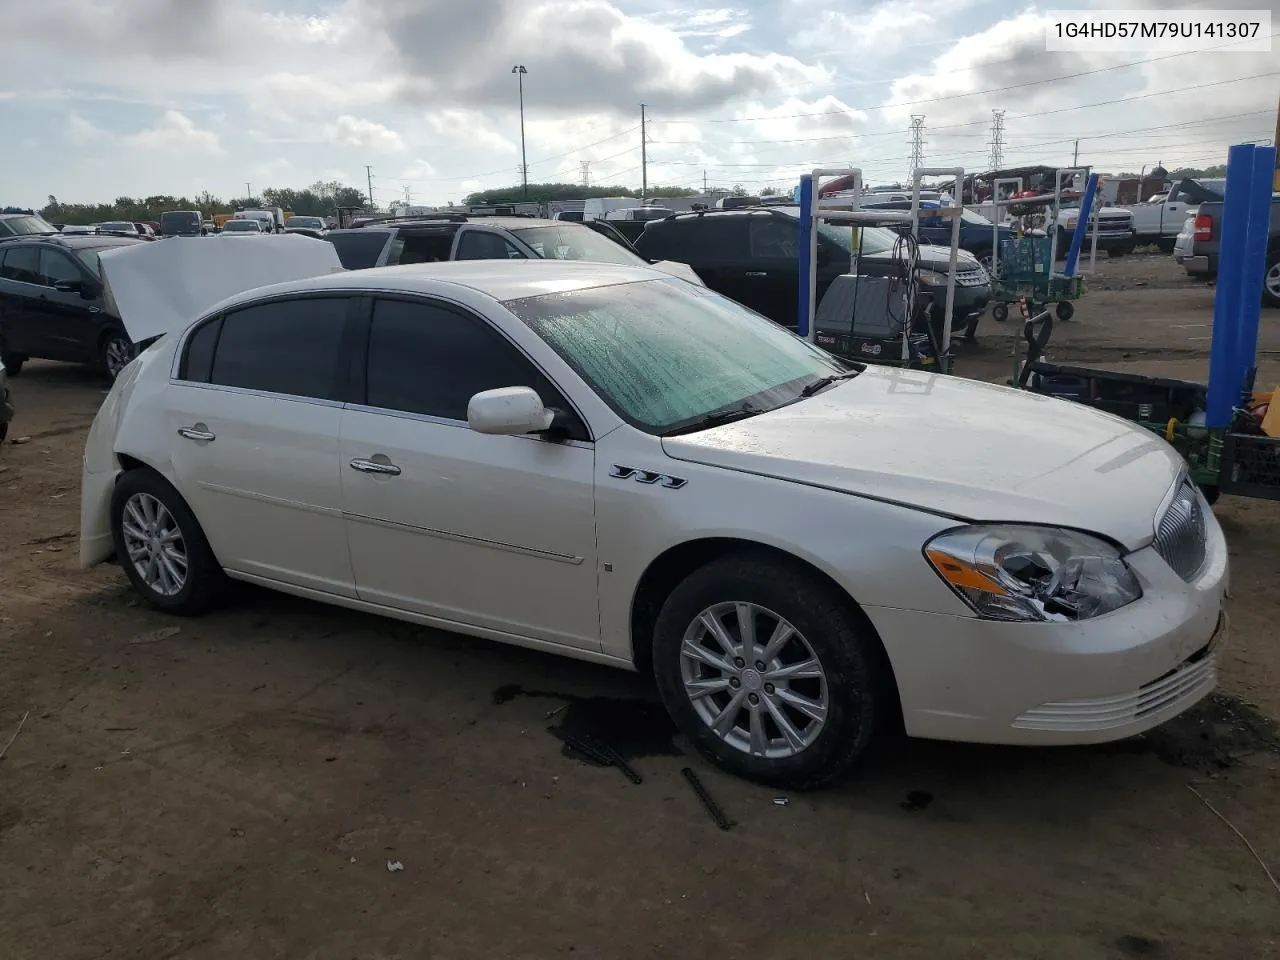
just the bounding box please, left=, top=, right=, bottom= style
left=955, top=269, right=987, bottom=287
left=1153, top=479, right=1208, bottom=582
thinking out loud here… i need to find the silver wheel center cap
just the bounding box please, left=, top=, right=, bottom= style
left=740, top=668, right=763, bottom=692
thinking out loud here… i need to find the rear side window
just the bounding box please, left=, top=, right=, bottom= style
left=0, top=246, right=41, bottom=284
left=639, top=217, right=747, bottom=261
left=179, top=316, right=223, bottom=382
left=455, top=230, right=526, bottom=261
left=326, top=230, right=392, bottom=270
left=208, top=297, right=350, bottom=400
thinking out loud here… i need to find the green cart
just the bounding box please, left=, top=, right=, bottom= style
left=989, top=236, right=1085, bottom=323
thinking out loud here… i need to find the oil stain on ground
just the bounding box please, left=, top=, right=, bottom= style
left=492, top=684, right=682, bottom=767
left=1102, top=693, right=1280, bottom=773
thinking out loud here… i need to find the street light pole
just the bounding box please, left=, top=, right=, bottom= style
left=512, top=65, right=528, bottom=200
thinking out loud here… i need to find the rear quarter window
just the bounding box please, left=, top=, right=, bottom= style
left=326, top=231, right=393, bottom=270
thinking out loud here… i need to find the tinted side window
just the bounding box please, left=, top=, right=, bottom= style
left=399, top=231, right=455, bottom=264
left=748, top=217, right=800, bottom=258
left=179, top=316, right=223, bottom=382
left=210, top=297, right=349, bottom=399
left=455, top=230, right=525, bottom=261
left=697, top=217, right=750, bottom=258
left=39, top=249, right=82, bottom=286
left=635, top=220, right=692, bottom=260
left=326, top=230, right=392, bottom=269
left=365, top=298, right=576, bottom=429
left=0, top=246, right=41, bottom=284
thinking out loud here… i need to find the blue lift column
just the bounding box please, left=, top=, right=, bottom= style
left=1063, top=173, right=1100, bottom=279
left=1235, top=145, right=1278, bottom=394
left=1207, top=144, right=1260, bottom=427
left=797, top=174, right=814, bottom=337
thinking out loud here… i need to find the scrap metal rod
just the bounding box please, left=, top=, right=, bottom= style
left=682, top=766, right=735, bottom=830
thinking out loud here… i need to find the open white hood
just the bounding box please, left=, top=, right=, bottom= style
left=98, top=234, right=344, bottom=343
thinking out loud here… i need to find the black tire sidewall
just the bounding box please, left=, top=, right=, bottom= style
left=1056, top=301, right=1074, bottom=321
left=1263, top=252, right=1280, bottom=309
left=991, top=303, right=1009, bottom=322
left=651, top=553, right=886, bottom=789
left=110, top=469, right=221, bottom=614
left=100, top=329, right=134, bottom=380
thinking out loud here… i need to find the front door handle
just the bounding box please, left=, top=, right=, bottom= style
left=745, top=271, right=768, bottom=278
left=349, top=458, right=401, bottom=476
left=178, top=426, right=216, bottom=442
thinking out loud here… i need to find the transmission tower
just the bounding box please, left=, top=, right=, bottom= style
left=908, top=115, right=926, bottom=177
left=988, top=110, right=1006, bottom=170
left=579, top=161, right=591, bottom=188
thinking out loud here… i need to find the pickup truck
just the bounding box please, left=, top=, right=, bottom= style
left=1121, top=178, right=1225, bottom=251
left=1046, top=203, right=1136, bottom=258
left=1178, top=194, right=1280, bottom=306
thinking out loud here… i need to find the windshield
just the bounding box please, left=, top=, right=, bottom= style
left=96, top=222, right=134, bottom=232
left=223, top=220, right=260, bottom=231
left=161, top=211, right=201, bottom=235
left=817, top=222, right=898, bottom=255
left=504, top=277, right=848, bottom=434
left=512, top=225, right=647, bottom=266
left=1, top=215, right=58, bottom=236
left=289, top=217, right=323, bottom=228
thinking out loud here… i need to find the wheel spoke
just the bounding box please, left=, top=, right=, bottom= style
left=767, top=658, right=824, bottom=682
left=686, top=677, right=731, bottom=700
left=775, top=688, right=827, bottom=723
left=760, top=620, right=794, bottom=663
left=157, top=551, right=184, bottom=591
left=124, top=501, right=148, bottom=533
left=747, top=704, right=768, bottom=756
left=698, top=611, right=738, bottom=658
left=735, top=602, right=757, bottom=662
left=127, top=544, right=148, bottom=562
left=122, top=520, right=148, bottom=543
left=711, top=689, right=747, bottom=734
left=681, top=638, right=734, bottom=675
left=159, top=527, right=182, bottom=545
left=763, top=695, right=807, bottom=751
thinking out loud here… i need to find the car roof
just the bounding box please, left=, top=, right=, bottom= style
left=217, top=259, right=666, bottom=310
left=0, top=233, right=143, bottom=249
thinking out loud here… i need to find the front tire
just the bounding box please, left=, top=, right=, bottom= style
left=652, top=553, right=892, bottom=789
left=991, top=302, right=1009, bottom=322
left=1056, top=300, right=1075, bottom=322
left=110, top=469, right=225, bottom=614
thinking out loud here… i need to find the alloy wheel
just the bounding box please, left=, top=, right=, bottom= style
left=679, top=601, right=829, bottom=759
left=121, top=492, right=188, bottom=597
left=1265, top=261, right=1280, bottom=302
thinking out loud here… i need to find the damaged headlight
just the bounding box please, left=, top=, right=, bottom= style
left=924, top=525, right=1142, bottom=622
left=915, top=269, right=950, bottom=286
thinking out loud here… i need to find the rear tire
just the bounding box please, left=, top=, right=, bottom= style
left=110, top=469, right=225, bottom=615
left=652, top=552, right=892, bottom=789
left=1262, top=250, right=1280, bottom=309
left=1056, top=301, right=1075, bottom=322
left=99, top=329, right=135, bottom=381
left=0, top=337, right=23, bottom=376
left=991, top=302, right=1009, bottom=322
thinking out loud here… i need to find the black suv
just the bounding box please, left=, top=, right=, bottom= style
left=0, top=234, right=145, bottom=379
left=325, top=214, right=648, bottom=270
left=634, top=206, right=992, bottom=339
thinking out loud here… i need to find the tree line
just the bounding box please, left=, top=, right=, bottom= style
left=40, top=180, right=370, bottom=225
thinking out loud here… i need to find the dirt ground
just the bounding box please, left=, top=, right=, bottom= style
left=2, top=254, right=1279, bottom=960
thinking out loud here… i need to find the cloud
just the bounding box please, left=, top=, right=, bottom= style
left=124, top=110, right=224, bottom=155
left=324, top=115, right=405, bottom=152
left=67, top=112, right=107, bottom=146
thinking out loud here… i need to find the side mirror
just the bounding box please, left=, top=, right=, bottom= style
left=467, top=386, right=554, bottom=436
left=53, top=279, right=82, bottom=294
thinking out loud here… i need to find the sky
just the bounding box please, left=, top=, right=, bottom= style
left=1, top=0, right=1277, bottom=208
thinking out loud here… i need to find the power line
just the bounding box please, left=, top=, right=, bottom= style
left=654, top=35, right=1279, bottom=124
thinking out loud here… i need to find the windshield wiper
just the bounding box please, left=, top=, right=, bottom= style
left=661, top=403, right=764, bottom=437
left=798, top=370, right=860, bottom=398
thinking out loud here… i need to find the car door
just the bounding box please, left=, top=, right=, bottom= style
left=0, top=245, right=46, bottom=357
left=682, top=215, right=755, bottom=310
left=744, top=214, right=803, bottom=327
left=36, top=247, right=104, bottom=362
left=164, top=294, right=358, bottom=597
left=340, top=295, right=600, bottom=651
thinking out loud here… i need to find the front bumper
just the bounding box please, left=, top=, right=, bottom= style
left=864, top=519, right=1229, bottom=746
left=926, top=283, right=991, bottom=318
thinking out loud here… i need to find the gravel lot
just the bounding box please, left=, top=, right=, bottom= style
left=2, top=254, right=1278, bottom=960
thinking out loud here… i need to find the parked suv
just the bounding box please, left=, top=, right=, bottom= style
left=633, top=207, right=992, bottom=340
left=0, top=234, right=145, bottom=379
left=325, top=215, right=651, bottom=270
left=860, top=199, right=1013, bottom=270
left=0, top=212, right=58, bottom=238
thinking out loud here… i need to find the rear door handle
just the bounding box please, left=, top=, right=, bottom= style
left=349, top=458, right=401, bottom=476
left=745, top=271, right=768, bottom=278
left=178, top=426, right=216, bottom=442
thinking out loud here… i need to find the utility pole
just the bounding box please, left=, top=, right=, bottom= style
left=365, top=165, right=374, bottom=208
left=245, top=182, right=251, bottom=200
left=908, top=115, right=926, bottom=178
left=987, top=110, right=1006, bottom=170
left=512, top=65, right=528, bottom=200
left=640, top=103, right=648, bottom=203
left=1073, top=139, right=1080, bottom=166
left=703, top=169, right=708, bottom=194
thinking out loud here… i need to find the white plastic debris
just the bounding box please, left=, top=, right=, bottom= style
left=386, top=860, right=404, bottom=873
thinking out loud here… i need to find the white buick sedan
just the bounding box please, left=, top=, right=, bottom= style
left=80, top=260, right=1228, bottom=787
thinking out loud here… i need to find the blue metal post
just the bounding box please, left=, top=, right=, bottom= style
left=1206, top=144, right=1256, bottom=428
left=1233, top=145, right=1278, bottom=398
left=797, top=174, right=814, bottom=336
left=1062, top=173, right=1099, bottom=278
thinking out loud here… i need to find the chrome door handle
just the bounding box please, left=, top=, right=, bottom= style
left=177, top=426, right=216, bottom=442
left=349, top=458, right=401, bottom=476
left=745, top=271, right=768, bottom=278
